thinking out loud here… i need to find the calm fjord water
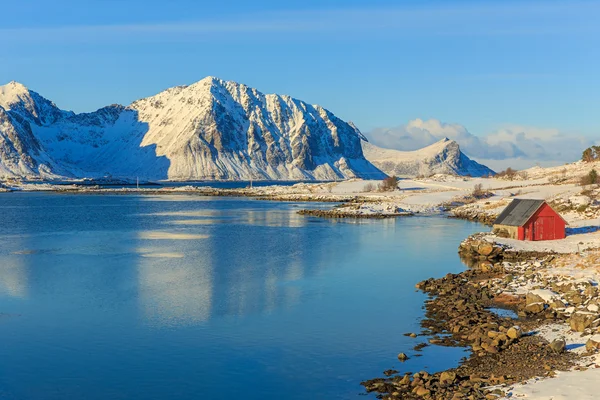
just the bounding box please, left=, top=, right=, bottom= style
left=0, top=193, right=482, bottom=400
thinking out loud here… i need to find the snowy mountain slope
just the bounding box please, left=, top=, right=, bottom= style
left=362, top=138, right=495, bottom=177
left=0, top=78, right=386, bottom=181
left=0, top=82, right=72, bottom=178
left=126, top=77, right=382, bottom=180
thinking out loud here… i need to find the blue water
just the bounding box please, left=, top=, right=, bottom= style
left=0, top=193, right=483, bottom=400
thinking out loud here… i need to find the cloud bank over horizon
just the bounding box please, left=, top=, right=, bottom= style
left=365, top=119, right=594, bottom=171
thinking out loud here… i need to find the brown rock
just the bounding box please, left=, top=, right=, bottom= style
left=585, top=335, right=600, bottom=352
left=548, top=338, right=566, bottom=353
left=525, top=302, right=545, bottom=314
left=507, top=326, right=522, bottom=339
left=478, top=243, right=494, bottom=256
left=526, top=292, right=545, bottom=305
left=440, top=371, right=457, bottom=384
left=569, top=312, right=597, bottom=332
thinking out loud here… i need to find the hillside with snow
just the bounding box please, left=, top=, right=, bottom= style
left=0, top=78, right=386, bottom=181
left=362, top=138, right=494, bottom=177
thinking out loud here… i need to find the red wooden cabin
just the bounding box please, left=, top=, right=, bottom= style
left=493, top=199, right=566, bottom=241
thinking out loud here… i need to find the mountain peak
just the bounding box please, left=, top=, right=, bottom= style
left=190, top=76, right=226, bottom=88
left=0, top=81, right=73, bottom=125
left=0, top=81, right=32, bottom=107
left=2, top=80, right=28, bottom=90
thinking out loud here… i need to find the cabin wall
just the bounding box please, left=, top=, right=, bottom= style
left=493, top=224, right=519, bottom=239
left=523, top=204, right=566, bottom=241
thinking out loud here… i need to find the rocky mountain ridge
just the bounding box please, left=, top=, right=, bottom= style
left=361, top=138, right=495, bottom=177
left=0, top=78, right=493, bottom=181
left=0, top=78, right=386, bottom=181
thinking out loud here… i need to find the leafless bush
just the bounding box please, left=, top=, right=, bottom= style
left=362, top=182, right=376, bottom=192
left=518, top=171, right=528, bottom=180
left=379, top=176, right=399, bottom=192
left=580, top=169, right=599, bottom=186
left=471, top=183, right=493, bottom=199
left=495, top=167, right=518, bottom=180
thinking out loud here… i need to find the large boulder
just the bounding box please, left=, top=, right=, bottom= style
left=525, top=302, right=545, bottom=314
left=569, top=312, right=597, bottom=332
left=585, top=335, right=600, bottom=352
left=478, top=242, right=494, bottom=256
left=507, top=326, right=522, bottom=340
left=526, top=292, right=546, bottom=305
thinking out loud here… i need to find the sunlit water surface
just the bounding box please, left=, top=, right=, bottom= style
left=0, top=193, right=483, bottom=400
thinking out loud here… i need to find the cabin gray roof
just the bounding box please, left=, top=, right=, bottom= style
left=493, top=199, right=545, bottom=226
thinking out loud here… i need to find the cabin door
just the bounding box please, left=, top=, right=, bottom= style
left=533, top=217, right=554, bottom=241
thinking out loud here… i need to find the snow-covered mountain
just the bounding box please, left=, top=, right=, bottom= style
left=362, top=138, right=495, bottom=177
left=0, top=77, right=386, bottom=181
left=0, top=81, right=74, bottom=178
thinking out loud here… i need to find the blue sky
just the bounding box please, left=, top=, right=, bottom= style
left=2, top=0, right=598, bottom=166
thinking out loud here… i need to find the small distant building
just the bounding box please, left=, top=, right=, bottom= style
left=493, top=199, right=566, bottom=241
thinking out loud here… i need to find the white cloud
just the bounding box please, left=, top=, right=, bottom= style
left=365, top=119, right=594, bottom=171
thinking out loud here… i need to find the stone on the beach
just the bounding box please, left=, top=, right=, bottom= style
left=548, top=338, right=566, bottom=353
left=525, top=302, right=545, bottom=314
left=549, top=299, right=566, bottom=310
left=399, top=374, right=411, bottom=385
left=479, top=261, right=493, bottom=273
left=477, top=242, right=494, bottom=256
left=526, top=292, right=546, bottom=305
left=507, top=326, right=522, bottom=340
left=585, top=335, right=600, bottom=352
left=439, top=371, right=457, bottom=384
left=569, top=312, right=597, bottom=332
left=397, top=352, right=409, bottom=361
left=565, top=291, right=584, bottom=305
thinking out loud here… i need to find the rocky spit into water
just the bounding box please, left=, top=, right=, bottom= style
left=362, top=239, right=600, bottom=399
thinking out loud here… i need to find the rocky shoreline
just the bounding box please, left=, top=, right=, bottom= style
left=361, top=239, right=600, bottom=399
left=448, top=205, right=501, bottom=226
left=458, top=234, right=559, bottom=262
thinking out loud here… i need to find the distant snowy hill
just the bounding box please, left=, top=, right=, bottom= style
left=0, top=77, right=386, bottom=181
left=362, top=138, right=495, bottom=177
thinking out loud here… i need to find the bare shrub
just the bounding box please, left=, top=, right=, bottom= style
left=580, top=169, right=599, bottom=186
left=495, top=167, right=517, bottom=180
left=471, top=183, right=493, bottom=199
left=518, top=171, right=528, bottom=180
left=362, top=182, right=376, bottom=192
left=379, top=176, right=399, bottom=192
